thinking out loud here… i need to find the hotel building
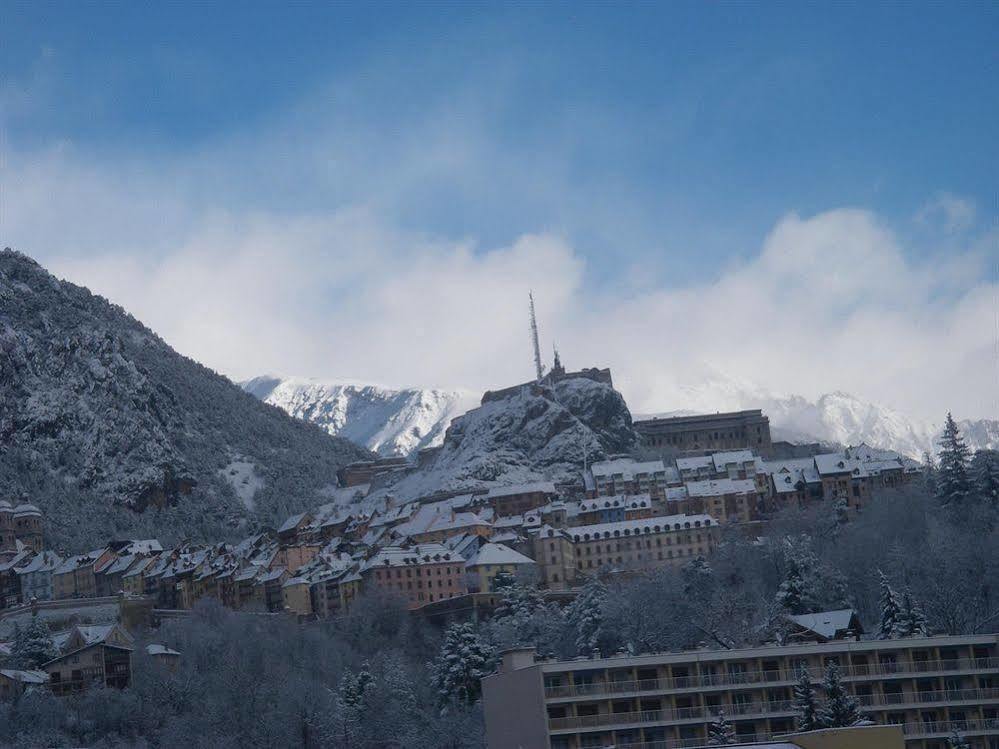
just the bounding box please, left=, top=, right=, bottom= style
left=483, top=633, right=999, bottom=749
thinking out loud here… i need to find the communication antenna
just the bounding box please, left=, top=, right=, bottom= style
left=529, top=291, right=544, bottom=382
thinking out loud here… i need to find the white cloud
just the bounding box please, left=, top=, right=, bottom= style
left=916, top=192, right=977, bottom=233
left=19, top=185, right=995, bottom=424
left=2, top=103, right=994, bottom=426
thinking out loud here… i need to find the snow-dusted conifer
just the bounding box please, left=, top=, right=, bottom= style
left=429, top=621, right=495, bottom=706
left=567, top=576, right=607, bottom=655
left=876, top=570, right=902, bottom=640
left=894, top=588, right=928, bottom=638
left=819, top=661, right=861, bottom=728
left=971, top=449, right=999, bottom=509
left=937, top=413, right=971, bottom=506
left=794, top=666, right=820, bottom=731
left=707, top=708, right=737, bottom=745
left=10, top=616, right=57, bottom=670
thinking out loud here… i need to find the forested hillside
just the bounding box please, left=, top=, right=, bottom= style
left=0, top=250, right=370, bottom=550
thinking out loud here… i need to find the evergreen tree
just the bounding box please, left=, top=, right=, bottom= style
left=971, top=449, right=999, bottom=509
left=331, top=663, right=375, bottom=747
left=818, top=661, right=861, bottom=728
left=776, top=554, right=807, bottom=614
left=707, top=708, right=737, bottom=745
left=10, top=616, right=57, bottom=670
left=947, top=730, right=970, bottom=749
left=937, top=413, right=971, bottom=506
left=794, top=666, right=820, bottom=731
left=893, top=588, right=928, bottom=638
left=567, top=577, right=607, bottom=655
left=429, top=622, right=495, bottom=707
left=876, top=570, right=902, bottom=640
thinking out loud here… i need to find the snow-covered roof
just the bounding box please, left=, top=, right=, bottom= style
left=465, top=542, right=535, bottom=567
left=787, top=609, right=861, bottom=640
left=122, top=556, right=156, bottom=578
left=53, top=549, right=105, bottom=575
left=146, top=644, right=181, bottom=657
left=0, top=669, right=49, bottom=684
left=710, top=449, right=757, bottom=471
left=590, top=458, right=667, bottom=481
left=258, top=567, right=287, bottom=583
left=278, top=512, right=309, bottom=534
left=814, top=453, right=869, bottom=477
left=120, top=539, right=163, bottom=554
left=486, top=482, right=556, bottom=498
left=12, top=503, right=41, bottom=517
left=15, top=550, right=63, bottom=575
left=684, top=478, right=757, bottom=498
left=675, top=455, right=714, bottom=473
left=579, top=494, right=652, bottom=512
left=568, top=514, right=716, bottom=542
left=362, top=544, right=462, bottom=570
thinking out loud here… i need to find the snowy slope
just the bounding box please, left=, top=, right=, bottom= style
left=638, top=378, right=996, bottom=459
left=243, top=376, right=479, bottom=456
left=371, top=375, right=638, bottom=502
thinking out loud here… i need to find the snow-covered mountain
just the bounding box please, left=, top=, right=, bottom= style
left=369, top=375, right=638, bottom=502
left=0, top=250, right=369, bottom=550
left=242, top=376, right=479, bottom=457
left=639, top=378, right=997, bottom=459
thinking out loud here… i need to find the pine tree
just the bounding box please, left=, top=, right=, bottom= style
left=794, top=666, right=820, bottom=731
left=332, top=663, right=375, bottom=747
left=707, top=708, right=737, bottom=745
left=10, top=615, right=57, bottom=670
left=937, top=413, right=971, bottom=506
left=429, top=621, right=495, bottom=706
left=567, top=577, right=607, bottom=655
left=971, top=449, right=999, bottom=509
left=876, top=570, right=902, bottom=640
left=818, top=661, right=861, bottom=728
left=893, top=588, right=928, bottom=638
left=776, top=554, right=808, bottom=614
left=947, top=730, right=970, bottom=749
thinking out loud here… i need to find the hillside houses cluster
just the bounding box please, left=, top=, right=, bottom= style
left=0, top=443, right=919, bottom=623
left=0, top=621, right=180, bottom=698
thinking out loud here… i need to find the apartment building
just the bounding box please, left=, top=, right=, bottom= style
left=359, top=544, right=467, bottom=609
left=588, top=460, right=679, bottom=501
left=577, top=496, right=654, bottom=525
left=532, top=515, right=721, bottom=591
left=482, top=634, right=999, bottom=749
left=634, top=410, right=773, bottom=456
left=684, top=478, right=761, bottom=525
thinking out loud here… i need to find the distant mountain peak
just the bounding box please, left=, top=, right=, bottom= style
left=242, top=376, right=480, bottom=457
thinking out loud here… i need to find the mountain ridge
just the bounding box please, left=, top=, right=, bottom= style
left=0, top=249, right=371, bottom=550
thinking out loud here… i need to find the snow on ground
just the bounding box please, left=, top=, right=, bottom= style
left=219, top=456, right=265, bottom=511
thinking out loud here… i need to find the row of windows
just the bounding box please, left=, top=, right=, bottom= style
left=575, top=547, right=702, bottom=569
left=574, top=535, right=700, bottom=555
left=372, top=565, right=456, bottom=581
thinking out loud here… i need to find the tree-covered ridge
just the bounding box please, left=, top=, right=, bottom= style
left=0, top=249, right=371, bottom=549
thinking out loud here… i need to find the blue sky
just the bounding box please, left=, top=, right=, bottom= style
left=2, top=2, right=996, bottom=420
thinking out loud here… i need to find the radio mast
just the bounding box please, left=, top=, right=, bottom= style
left=529, top=291, right=544, bottom=382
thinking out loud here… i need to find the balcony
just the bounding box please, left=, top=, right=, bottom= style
left=543, top=657, right=998, bottom=700
left=547, top=689, right=999, bottom=734
left=548, top=699, right=796, bottom=733
left=901, top=717, right=999, bottom=739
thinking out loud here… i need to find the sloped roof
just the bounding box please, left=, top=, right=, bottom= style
left=0, top=669, right=48, bottom=684
left=466, top=543, right=535, bottom=567
left=787, top=609, right=861, bottom=640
